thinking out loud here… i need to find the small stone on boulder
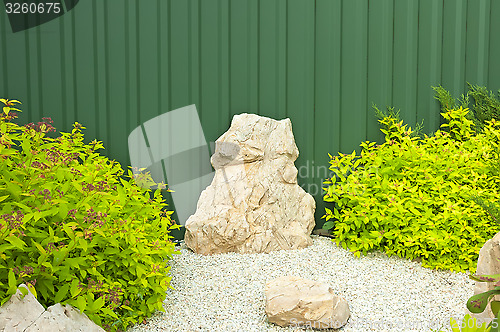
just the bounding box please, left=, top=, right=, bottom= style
left=264, top=276, right=350, bottom=329
left=184, top=113, right=315, bottom=255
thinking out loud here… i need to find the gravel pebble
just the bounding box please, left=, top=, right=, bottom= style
left=126, top=235, right=477, bottom=332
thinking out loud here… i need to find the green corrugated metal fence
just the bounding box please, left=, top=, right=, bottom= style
left=1, top=0, right=500, bottom=233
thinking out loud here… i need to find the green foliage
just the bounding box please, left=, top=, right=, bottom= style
left=434, top=83, right=500, bottom=236
left=473, top=187, right=500, bottom=224
left=459, top=141, right=500, bottom=332
left=464, top=273, right=500, bottom=332
left=432, top=85, right=470, bottom=115
left=373, top=104, right=425, bottom=139
left=322, top=106, right=500, bottom=273
left=0, top=99, right=180, bottom=331
left=433, top=85, right=457, bottom=113
left=468, top=84, right=500, bottom=131
left=471, top=135, right=500, bottom=223
left=433, top=83, right=500, bottom=134
left=440, top=105, right=476, bottom=141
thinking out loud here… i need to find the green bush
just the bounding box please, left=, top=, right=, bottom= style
left=0, top=99, right=180, bottom=331
left=433, top=83, right=500, bottom=134
left=373, top=104, right=425, bottom=139
left=322, top=106, right=500, bottom=273
left=472, top=136, right=500, bottom=224
left=434, top=83, right=500, bottom=270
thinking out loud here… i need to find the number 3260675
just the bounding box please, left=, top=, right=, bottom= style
left=5, top=2, right=61, bottom=14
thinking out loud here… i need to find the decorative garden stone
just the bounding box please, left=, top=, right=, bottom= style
left=0, top=284, right=105, bottom=332
left=184, top=113, right=315, bottom=255
left=264, top=276, right=350, bottom=329
left=0, top=284, right=44, bottom=332
left=467, top=231, right=500, bottom=323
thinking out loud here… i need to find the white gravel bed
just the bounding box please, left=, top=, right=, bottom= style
left=127, top=235, right=477, bottom=332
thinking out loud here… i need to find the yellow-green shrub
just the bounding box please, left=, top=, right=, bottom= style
left=0, top=99, right=180, bottom=331
left=322, top=107, right=500, bottom=273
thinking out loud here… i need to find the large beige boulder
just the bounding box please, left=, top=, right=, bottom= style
left=0, top=284, right=105, bottom=332
left=467, top=231, right=500, bottom=324
left=184, top=113, right=315, bottom=255
left=264, top=276, right=350, bottom=329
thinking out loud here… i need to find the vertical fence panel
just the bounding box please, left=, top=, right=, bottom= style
left=229, top=0, right=259, bottom=117
left=61, top=6, right=77, bottom=130
left=1, top=16, right=31, bottom=122
left=276, top=1, right=287, bottom=119
left=392, top=1, right=418, bottom=127
left=188, top=0, right=204, bottom=213
left=465, top=0, right=491, bottom=87
left=314, top=0, right=342, bottom=226
left=73, top=1, right=97, bottom=138
left=247, top=0, right=259, bottom=116
left=315, top=0, right=341, bottom=157
left=28, top=28, right=44, bottom=122
left=104, top=2, right=128, bottom=165
left=340, top=1, right=368, bottom=153
left=441, top=0, right=467, bottom=105
left=416, top=0, right=443, bottom=132
left=488, top=1, right=500, bottom=90
left=169, top=0, right=204, bottom=224
left=199, top=0, right=230, bottom=144
left=170, top=0, right=191, bottom=111
left=158, top=0, right=171, bottom=118
left=259, top=0, right=287, bottom=120
left=219, top=0, right=231, bottom=128
left=199, top=0, right=219, bottom=139
left=286, top=0, right=315, bottom=178
left=0, top=16, right=7, bottom=100
left=367, top=0, right=394, bottom=142
left=125, top=0, right=139, bottom=134
left=37, top=15, right=63, bottom=126
left=138, top=3, right=160, bottom=125
left=228, top=0, right=249, bottom=115
left=189, top=0, right=201, bottom=108
left=1, top=0, right=500, bottom=234
left=93, top=0, right=108, bottom=146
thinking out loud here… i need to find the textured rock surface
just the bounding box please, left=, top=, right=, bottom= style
left=184, top=113, right=315, bottom=255
left=467, top=231, right=500, bottom=323
left=27, top=303, right=105, bottom=332
left=0, top=284, right=105, bottom=332
left=264, top=275, right=350, bottom=329
left=0, top=284, right=44, bottom=332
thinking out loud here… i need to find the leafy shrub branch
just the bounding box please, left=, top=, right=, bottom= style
left=0, top=99, right=180, bottom=331
left=322, top=106, right=500, bottom=273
